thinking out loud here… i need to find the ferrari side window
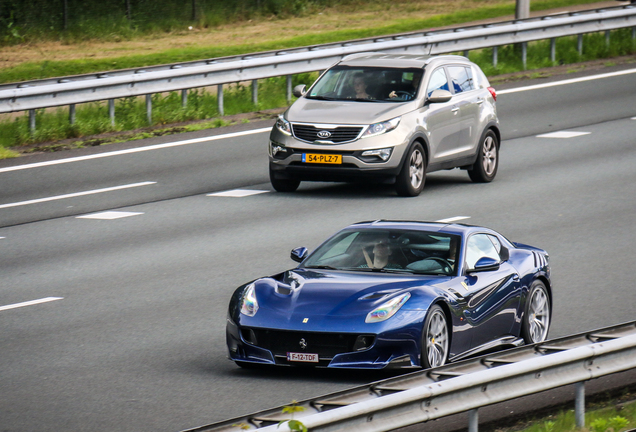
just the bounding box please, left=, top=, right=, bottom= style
left=487, top=235, right=502, bottom=253
left=465, top=234, right=500, bottom=270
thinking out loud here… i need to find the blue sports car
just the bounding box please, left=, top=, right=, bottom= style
left=226, top=221, right=551, bottom=369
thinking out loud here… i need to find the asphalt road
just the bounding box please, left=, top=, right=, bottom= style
left=0, top=64, right=635, bottom=432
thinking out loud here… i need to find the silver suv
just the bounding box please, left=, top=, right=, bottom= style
left=269, top=53, right=500, bottom=196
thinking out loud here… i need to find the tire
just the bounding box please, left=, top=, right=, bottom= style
left=521, top=280, right=551, bottom=344
left=269, top=165, right=300, bottom=192
left=468, top=129, right=499, bottom=183
left=395, top=143, right=426, bottom=197
left=421, top=304, right=449, bottom=369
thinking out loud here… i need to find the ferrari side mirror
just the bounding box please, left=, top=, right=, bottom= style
left=290, top=247, right=308, bottom=263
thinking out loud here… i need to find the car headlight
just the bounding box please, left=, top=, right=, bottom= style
left=275, top=115, right=292, bottom=135
left=361, top=117, right=401, bottom=139
left=365, top=292, right=411, bottom=323
left=240, top=283, right=259, bottom=317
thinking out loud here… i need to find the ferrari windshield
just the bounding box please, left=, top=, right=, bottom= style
left=302, top=229, right=460, bottom=276
left=307, top=66, right=424, bottom=102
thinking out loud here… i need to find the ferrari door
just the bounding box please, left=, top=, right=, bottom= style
left=459, top=233, right=522, bottom=349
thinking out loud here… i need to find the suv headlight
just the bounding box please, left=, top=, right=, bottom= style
left=366, top=292, right=410, bottom=323
left=240, top=283, right=259, bottom=317
left=361, top=117, right=401, bottom=139
left=275, top=115, right=292, bottom=135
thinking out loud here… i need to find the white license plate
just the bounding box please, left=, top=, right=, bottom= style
left=287, top=352, right=319, bottom=363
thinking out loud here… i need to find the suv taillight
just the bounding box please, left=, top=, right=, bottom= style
left=487, top=86, right=497, bottom=102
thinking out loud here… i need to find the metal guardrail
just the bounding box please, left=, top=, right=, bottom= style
left=184, top=321, right=636, bottom=432
left=1, top=4, right=636, bottom=126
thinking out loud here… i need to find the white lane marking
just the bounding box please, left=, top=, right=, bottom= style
left=77, top=211, right=144, bottom=220
left=0, top=181, right=156, bottom=209
left=537, top=131, right=591, bottom=139
left=632, top=117, right=636, bottom=120
left=0, top=297, right=63, bottom=312
left=0, top=127, right=272, bottom=174
left=498, top=68, right=636, bottom=95
left=207, top=189, right=269, bottom=197
left=436, top=216, right=471, bottom=223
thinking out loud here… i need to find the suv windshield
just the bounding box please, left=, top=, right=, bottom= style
left=307, top=66, right=424, bottom=102
left=302, top=228, right=459, bottom=276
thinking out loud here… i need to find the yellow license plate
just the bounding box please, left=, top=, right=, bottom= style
left=302, top=154, right=342, bottom=164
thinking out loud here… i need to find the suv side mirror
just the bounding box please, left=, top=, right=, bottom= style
left=427, top=89, right=452, bottom=104
left=468, top=257, right=500, bottom=273
left=293, top=84, right=307, bottom=98
left=290, top=247, right=309, bottom=263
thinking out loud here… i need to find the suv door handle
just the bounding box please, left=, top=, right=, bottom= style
left=451, top=107, right=459, bottom=114
left=476, top=98, right=484, bottom=105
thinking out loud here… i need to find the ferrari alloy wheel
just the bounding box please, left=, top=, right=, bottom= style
left=396, top=143, right=426, bottom=197
left=421, top=305, right=449, bottom=369
left=522, top=280, right=551, bottom=344
left=468, top=130, right=499, bottom=183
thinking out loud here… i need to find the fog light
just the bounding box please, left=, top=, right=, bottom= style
left=353, top=335, right=375, bottom=351
left=270, top=142, right=288, bottom=158
left=361, top=148, right=392, bottom=162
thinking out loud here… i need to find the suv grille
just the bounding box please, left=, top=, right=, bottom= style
left=292, top=124, right=363, bottom=144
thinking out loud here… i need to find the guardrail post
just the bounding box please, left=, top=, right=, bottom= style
left=109, top=99, right=115, bottom=126
left=463, top=50, right=470, bottom=58
left=252, top=80, right=258, bottom=106
left=29, top=109, right=36, bottom=135
left=492, top=47, right=498, bottom=67
left=575, top=381, right=586, bottom=429
left=521, top=42, right=527, bottom=69
left=146, top=94, right=152, bottom=124
left=69, top=104, right=76, bottom=125
left=578, top=34, right=584, bottom=55
left=182, top=89, right=188, bottom=108
left=550, top=38, right=556, bottom=63
left=217, top=84, right=224, bottom=116
left=632, top=27, right=635, bottom=41
left=468, top=409, right=479, bottom=432
left=286, top=75, right=292, bottom=103
left=606, top=30, right=611, bottom=48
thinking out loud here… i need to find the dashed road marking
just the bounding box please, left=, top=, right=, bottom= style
left=0, top=297, right=63, bottom=312
left=77, top=211, right=144, bottom=220
left=436, top=216, right=471, bottom=223
left=537, top=131, right=591, bottom=139
left=0, top=182, right=156, bottom=209
left=207, top=189, right=269, bottom=197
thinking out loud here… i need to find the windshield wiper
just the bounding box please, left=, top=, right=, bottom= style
left=306, top=96, right=338, bottom=101
left=348, top=267, right=414, bottom=274
left=304, top=265, right=339, bottom=270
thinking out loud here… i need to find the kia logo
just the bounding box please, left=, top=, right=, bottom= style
left=317, top=130, right=332, bottom=139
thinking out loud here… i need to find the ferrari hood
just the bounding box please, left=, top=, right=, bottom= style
left=245, top=268, right=443, bottom=331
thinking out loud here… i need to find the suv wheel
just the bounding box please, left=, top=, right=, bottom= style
left=269, top=165, right=300, bottom=192
left=396, top=143, right=426, bottom=197
left=468, top=130, right=499, bottom=183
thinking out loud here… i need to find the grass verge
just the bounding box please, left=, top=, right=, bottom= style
left=493, top=389, right=636, bottom=432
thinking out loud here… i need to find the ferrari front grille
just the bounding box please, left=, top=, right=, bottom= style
left=244, top=328, right=374, bottom=358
